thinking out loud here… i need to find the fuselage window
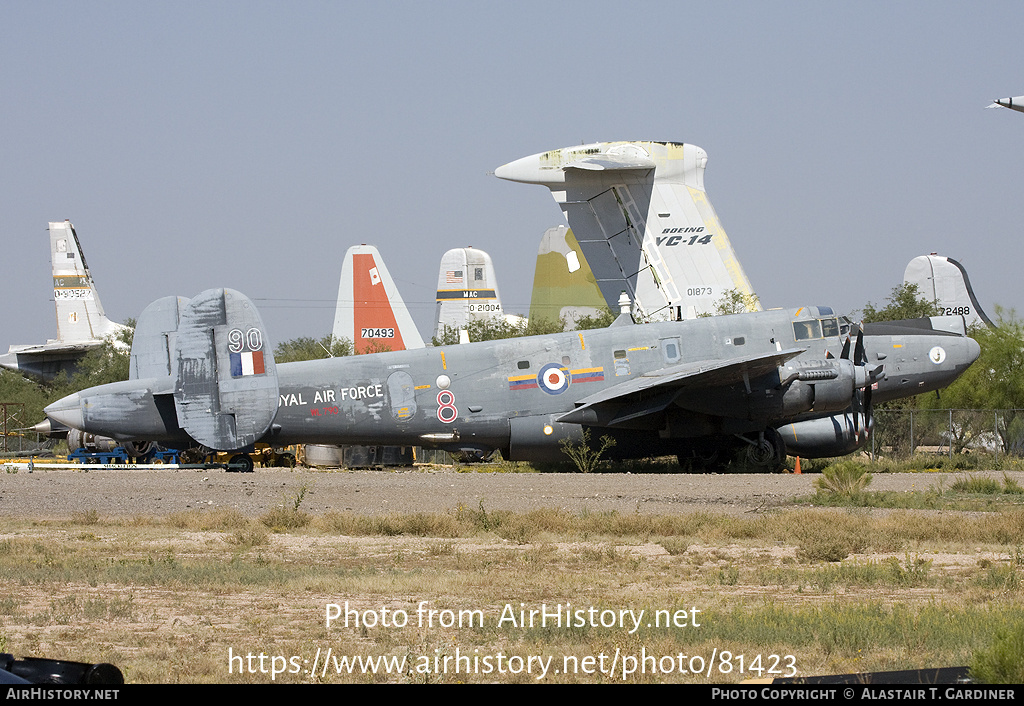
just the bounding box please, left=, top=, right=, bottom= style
left=614, top=350, right=627, bottom=359
left=733, top=336, right=745, bottom=346
left=517, top=360, right=530, bottom=370
left=661, top=338, right=681, bottom=364
left=821, top=318, right=839, bottom=338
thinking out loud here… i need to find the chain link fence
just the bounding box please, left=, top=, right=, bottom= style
left=871, top=408, right=1024, bottom=459
left=1, top=402, right=51, bottom=455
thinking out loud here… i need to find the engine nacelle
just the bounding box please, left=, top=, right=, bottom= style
left=776, top=411, right=870, bottom=458
left=506, top=416, right=584, bottom=462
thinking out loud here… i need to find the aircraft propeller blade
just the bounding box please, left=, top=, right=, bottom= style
left=853, top=329, right=866, bottom=366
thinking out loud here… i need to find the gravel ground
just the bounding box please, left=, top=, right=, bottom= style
left=0, top=465, right=974, bottom=518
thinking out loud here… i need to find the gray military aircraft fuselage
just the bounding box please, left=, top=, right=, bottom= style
left=44, top=289, right=979, bottom=468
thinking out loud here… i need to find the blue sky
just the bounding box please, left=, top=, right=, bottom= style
left=2, top=1, right=1022, bottom=353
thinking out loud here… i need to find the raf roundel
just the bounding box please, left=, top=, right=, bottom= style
left=537, top=363, right=572, bottom=395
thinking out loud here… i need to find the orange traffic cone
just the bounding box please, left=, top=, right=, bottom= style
left=794, top=457, right=802, bottom=474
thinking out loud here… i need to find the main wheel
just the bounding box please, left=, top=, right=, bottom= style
left=228, top=454, right=255, bottom=473
left=745, top=429, right=786, bottom=472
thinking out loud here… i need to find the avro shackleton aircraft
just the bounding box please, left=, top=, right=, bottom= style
left=43, top=288, right=979, bottom=469
left=495, top=141, right=759, bottom=322
left=0, top=221, right=128, bottom=381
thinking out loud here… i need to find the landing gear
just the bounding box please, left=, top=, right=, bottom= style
left=741, top=429, right=786, bottom=472
left=122, top=440, right=154, bottom=461
left=228, top=454, right=255, bottom=473
left=677, top=446, right=730, bottom=473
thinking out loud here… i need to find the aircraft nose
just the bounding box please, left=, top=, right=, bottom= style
left=965, top=336, right=981, bottom=366
left=494, top=154, right=553, bottom=185
left=44, top=392, right=84, bottom=431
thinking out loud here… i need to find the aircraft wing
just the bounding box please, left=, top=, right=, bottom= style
left=557, top=348, right=805, bottom=426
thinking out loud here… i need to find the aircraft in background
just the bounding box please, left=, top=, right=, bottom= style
left=495, top=141, right=759, bottom=322
left=43, top=287, right=979, bottom=470
left=528, top=226, right=608, bottom=327
left=987, top=95, right=1024, bottom=113
left=0, top=221, right=128, bottom=381
left=903, top=255, right=992, bottom=328
left=331, top=244, right=424, bottom=354
left=433, top=246, right=526, bottom=341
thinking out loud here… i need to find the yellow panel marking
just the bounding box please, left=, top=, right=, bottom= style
left=414, top=385, right=431, bottom=390
left=578, top=333, right=585, bottom=350
left=795, top=307, right=805, bottom=317
left=893, top=344, right=903, bottom=348
left=440, top=352, right=447, bottom=370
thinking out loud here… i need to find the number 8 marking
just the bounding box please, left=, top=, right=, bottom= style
left=437, top=390, right=458, bottom=423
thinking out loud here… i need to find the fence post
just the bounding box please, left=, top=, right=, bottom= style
left=909, top=409, right=914, bottom=457
left=995, top=411, right=1000, bottom=458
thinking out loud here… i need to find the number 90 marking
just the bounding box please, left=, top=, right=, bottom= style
left=228, top=328, right=264, bottom=353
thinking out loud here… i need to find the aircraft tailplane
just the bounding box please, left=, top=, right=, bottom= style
left=903, top=255, right=992, bottom=328
left=49, top=220, right=125, bottom=344
left=434, top=247, right=510, bottom=341
left=332, top=245, right=424, bottom=354
left=528, top=226, right=608, bottom=328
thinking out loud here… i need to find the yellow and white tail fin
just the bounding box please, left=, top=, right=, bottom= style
left=528, top=226, right=607, bottom=327
left=903, top=255, right=993, bottom=328
left=50, top=220, right=126, bottom=343
left=332, top=244, right=424, bottom=354
left=496, top=141, right=759, bottom=321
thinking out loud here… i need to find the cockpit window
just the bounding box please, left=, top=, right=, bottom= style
left=793, top=320, right=822, bottom=341
left=794, top=317, right=840, bottom=340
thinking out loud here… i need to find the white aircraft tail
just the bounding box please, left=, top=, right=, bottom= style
left=495, top=141, right=759, bottom=321
left=50, top=220, right=125, bottom=344
left=434, top=247, right=512, bottom=339
left=903, top=254, right=992, bottom=328
left=332, top=244, right=424, bottom=354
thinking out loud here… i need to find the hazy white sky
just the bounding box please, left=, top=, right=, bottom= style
left=2, top=1, right=1022, bottom=353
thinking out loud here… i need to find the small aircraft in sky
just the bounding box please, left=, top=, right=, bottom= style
left=0, top=221, right=128, bottom=381
left=495, top=141, right=759, bottom=322
left=43, top=287, right=979, bottom=470
left=987, top=95, right=1024, bottom=113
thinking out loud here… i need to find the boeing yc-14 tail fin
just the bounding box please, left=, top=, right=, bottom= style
left=495, top=141, right=759, bottom=322
left=0, top=221, right=128, bottom=381
left=332, top=244, right=424, bottom=354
